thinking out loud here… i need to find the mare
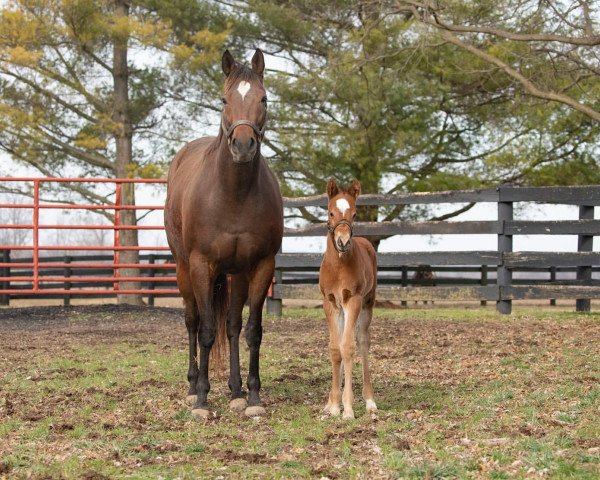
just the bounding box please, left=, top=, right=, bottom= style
left=319, top=178, right=378, bottom=419
left=164, top=49, right=283, bottom=418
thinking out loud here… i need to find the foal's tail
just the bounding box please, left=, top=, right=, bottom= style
left=210, top=274, right=229, bottom=373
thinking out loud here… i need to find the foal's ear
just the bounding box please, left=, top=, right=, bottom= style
left=251, top=48, right=265, bottom=79
left=348, top=179, right=361, bottom=199
left=222, top=50, right=236, bottom=77
left=326, top=177, right=339, bottom=198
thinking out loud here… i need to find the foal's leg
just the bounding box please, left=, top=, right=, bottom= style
left=189, top=254, right=216, bottom=418
left=244, top=256, right=275, bottom=416
left=340, top=295, right=362, bottom=419
left=228, top=274, right=249, bottom=412
left=357, top=299, right=377, bottom=413
left=323, top=297, right=342, bottom=416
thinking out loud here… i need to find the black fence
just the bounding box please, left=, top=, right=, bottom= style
left=1, top=186, right=598, bottom=314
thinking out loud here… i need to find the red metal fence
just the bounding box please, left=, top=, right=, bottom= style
left=0, top=177, right=178, bottom=296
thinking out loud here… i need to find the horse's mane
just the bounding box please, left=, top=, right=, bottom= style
left=224, top=63, right=261, bottom=92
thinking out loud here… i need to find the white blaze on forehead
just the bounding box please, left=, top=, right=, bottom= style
left=335, top=198, right=350, bottom=215
left=237, top=81, right=251, bottom=100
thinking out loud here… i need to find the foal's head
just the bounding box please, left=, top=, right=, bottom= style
left=221, top=49, right=267, bottom=164
left=326, top=177, right=361, bottom=254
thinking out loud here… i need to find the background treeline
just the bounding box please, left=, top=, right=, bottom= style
left=1, top=0, right=599, bottom=218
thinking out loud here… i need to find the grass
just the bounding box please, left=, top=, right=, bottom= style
left=0, top=305, right=599, bottom=479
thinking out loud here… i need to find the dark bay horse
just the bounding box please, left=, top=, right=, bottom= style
left=319, top=178, right=378, bottom=419
left=164, top=49, right=283, bottom=418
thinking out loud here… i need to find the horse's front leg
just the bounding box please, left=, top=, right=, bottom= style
left=228, top=274, right=249, bottom=412
left=340, top=295, right=362, bottom=419
left=244, top=256, right=275, bottom=416
left=323, top=297, right=342, bottom=416
left=189, top=254, right=216, bottom=418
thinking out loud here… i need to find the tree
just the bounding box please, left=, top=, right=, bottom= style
left=0, top=0, right=229, bottom=302
left=212, top=0, right=599, bottom=236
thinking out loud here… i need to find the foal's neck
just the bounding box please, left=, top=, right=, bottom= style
left=215, top=134, right=260, bottom=199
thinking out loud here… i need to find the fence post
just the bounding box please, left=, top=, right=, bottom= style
left=148, top=254, right=156, bottom=306
left=576, top=205, right=594, bottom=312
left=266, top=247, right=283, bottom=316
left=497, top=193, right=513, bottom=314
left=401, top=266, right=408, bottom=307
left=266, top=269, right=283, bottom=316
left=549, top=266, right=556, bottom=306
left=1, top=249, right=10, bottom=306
left=63, top=255, right=71, bottom=307
left=480, top=264, right=488, bottom=307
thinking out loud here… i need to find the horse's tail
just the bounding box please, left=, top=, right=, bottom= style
left=210, top=274, right=229, bottom=374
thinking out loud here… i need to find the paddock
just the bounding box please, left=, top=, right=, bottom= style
left=1, top=304, right=599, bottom=478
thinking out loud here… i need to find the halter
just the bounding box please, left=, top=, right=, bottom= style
left=327, top=219, right=354, bottom=252
left=221, top=113, right=267, bottom=144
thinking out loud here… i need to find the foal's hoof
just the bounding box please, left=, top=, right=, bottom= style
left=191, top=407, right=212, bottom=419
left=186, top=394, right=197, bottom=404
left=323, top=404, right=341, bottom=417
left=366, top=399, right=378, bottom=413
left=244, top=405, right=266, bottom=417
left=342, top=410, right=355, bottom=420
left=230, top=398, right=247, bottom=413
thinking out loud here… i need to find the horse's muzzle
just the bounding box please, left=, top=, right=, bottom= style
left=231, top=136, right=257, bottom=164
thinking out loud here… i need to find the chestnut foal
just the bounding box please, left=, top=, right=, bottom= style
left=319, top=178, right=377, bottom=419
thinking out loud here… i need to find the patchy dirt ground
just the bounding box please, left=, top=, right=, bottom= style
left=0, top=305, right=599, bottom=479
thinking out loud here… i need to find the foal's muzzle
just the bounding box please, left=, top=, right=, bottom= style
left=329, top=220, right=353, bottom=254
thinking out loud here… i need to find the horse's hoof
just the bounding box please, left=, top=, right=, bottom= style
left=230, top=398, right=247, bottom=413
left=323, top=404, right=340, bottom=416
left=366, top=399, right=378, bottom=413
left=244, top=405, right=266, bottom=417
left=191, top=407, right=212, bottom=419
left=186, top=394, right=197, bottom=404
left=343, top=410, right=355, bottom=420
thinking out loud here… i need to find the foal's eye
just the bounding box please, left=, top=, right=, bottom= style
left=221, top=97, right=227, bottom=105
left=329, top=212, right=334, bottom=217
left=352, top=213, right=356, bottom=219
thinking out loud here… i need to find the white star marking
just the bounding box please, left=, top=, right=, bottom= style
left=237, top=81, right=251, bottom=101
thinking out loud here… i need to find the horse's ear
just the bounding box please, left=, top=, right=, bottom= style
left=251, top=48, right=265, bottom=78
left=348, top=179, right=361, bottom=199
left=326, top=177, right=339, bottom=198
left=222, top=50, right=236, bottom=77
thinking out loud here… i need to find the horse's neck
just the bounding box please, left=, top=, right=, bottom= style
left=213, top=136, right=260, bottom=199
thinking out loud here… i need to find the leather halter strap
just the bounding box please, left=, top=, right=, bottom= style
left=221, top=114, right=267, bottom=143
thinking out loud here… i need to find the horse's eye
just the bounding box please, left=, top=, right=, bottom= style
left=221, top=97, right=227, bottom=105
left=352, top=212, right=356, bottom=218
left=261, top=96, right=267, bottom=104
left=329, top=212, right=334, bottom=217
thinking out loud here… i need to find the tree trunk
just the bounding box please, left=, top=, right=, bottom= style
left=113, top=0, right=143, bottom=305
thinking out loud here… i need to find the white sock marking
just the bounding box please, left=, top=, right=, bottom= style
left=237, top=81, right=251, bottom=101
left=336, top=198, right=350, bottom=215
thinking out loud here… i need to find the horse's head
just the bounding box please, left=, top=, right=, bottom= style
left=221, top=49, right=267, bottom=164
left=326, top=177, right=361, bottom=254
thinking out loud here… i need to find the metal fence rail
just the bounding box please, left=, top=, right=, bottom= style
left=0, top=179, right=598, bottom=314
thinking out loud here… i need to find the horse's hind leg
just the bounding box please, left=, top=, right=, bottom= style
left=228, top=274, right=249, bottom=412
left=357, top=300, right=377, bottom=413
left=189, top=254, right=217, bottom=418
left=176, top=263, right=199, bottom=403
